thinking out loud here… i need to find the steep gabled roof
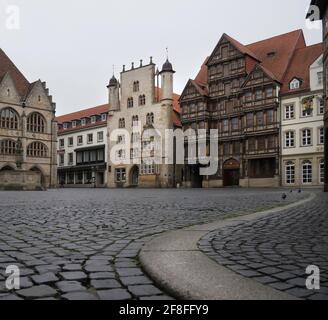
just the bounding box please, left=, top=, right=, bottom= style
left=246, top=29, right=306, bottom=82
left=241, top=63, right=281, bottom=88
left=0, top=48, right=30, bottom=98
left=195, top=57, right=209, bottom=86
left=189, top=29, right=309, bottom=94
left=223, top=33, right=260, bottom=62
left=281, top=42, right=323, bottom=94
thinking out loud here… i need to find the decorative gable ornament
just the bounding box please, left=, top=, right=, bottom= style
left=302, top=95, right=314, bottom=111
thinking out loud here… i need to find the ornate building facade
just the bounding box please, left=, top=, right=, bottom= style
left=107, top=58, right=182, bottom=188
left=309, top=0, right=328, bottom=191
left=56, top=104, right=109, bottom=188
left=281, top=47, right=324, bottom=187
left=180, top=30, right=320, bottom=188
left=0, top=48, right=57, bottom=190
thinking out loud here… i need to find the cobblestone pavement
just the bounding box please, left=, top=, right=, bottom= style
left=0, top=188, right=307, bottom=300
left=199, top=191, right=328, bottom=300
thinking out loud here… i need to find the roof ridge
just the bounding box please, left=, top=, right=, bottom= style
left=0, top=48, right=30, bottom=84
left=56, top=103, right=110, bottom=119
left=245, top=29, right=303, bottom=47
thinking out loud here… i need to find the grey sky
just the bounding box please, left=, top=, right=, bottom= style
left=0, top=0, right=323, bottom=116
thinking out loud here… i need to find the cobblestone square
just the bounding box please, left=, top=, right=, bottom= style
left=0, top=188, right=325, bottom=300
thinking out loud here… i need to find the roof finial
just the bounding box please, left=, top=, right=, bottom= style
left=166, top=47, right=169, bottom=60
left=112, top=65, right=115, bottom=76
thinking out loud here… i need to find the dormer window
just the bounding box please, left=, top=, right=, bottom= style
left=91, top=116, right=96, bottom=124
left=63, top=123, right=68, bottom=130
left=101, top=114, right=107, bottom=121
left=81, top=119, right=86, bottom=126
left=289, top=78, right=300, bottom=90
left=72, top=121, right=77, bottom=128
left=267, top=51, right=276, bottom=58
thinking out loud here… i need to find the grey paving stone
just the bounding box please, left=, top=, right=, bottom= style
left=84, top=265, right=113, bottom=272
left=120, top=276, right=153, bottom=286
left=89, top=272, right=116, bottom=279
left=90, top=279, right=121, bottom=289
left=31, top=272, right=59, bottom=284
left=60, top=272, right=87, bottom=281
left=56, top=281, right=87, bottom=293
left=117, top=268, right=144, bottom=277
left=97, top=289, right=132, bottom=300
left=63, top=264, right=82, bottom=271
left=62, top=291, right=98, bottom=300
left=17, top=285, right=57, bottom=298
left=128, top=285, right=162, bottom=297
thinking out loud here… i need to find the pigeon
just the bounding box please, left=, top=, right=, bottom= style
left=282, top=193, right=287, bottom=200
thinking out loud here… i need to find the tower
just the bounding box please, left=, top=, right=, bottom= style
left=107, top=75, right=120, bottom=111
left=160, top=58, right=175, bottom=103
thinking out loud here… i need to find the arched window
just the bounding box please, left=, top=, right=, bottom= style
left=320, top=159, right=324, bottom=184
left=139, top=95, right=146, bottom=106
left=27, top=142, right=48, bottom=158
left=146, top=113, right=154, bottom=125
left=0, top=140, right=17, bottom=155
left=127, top=98, right=134, bottom=108
left=0, top=108, right=19, bottom=130
left=27, top=113, right=46, bottom=133
left=302, top=160, right=312, bottom=184
left=285, top=161, right=295, bottom=184
left=133, top=81, right=140, bottom=92
left=119, top=118, right=125, bottom=129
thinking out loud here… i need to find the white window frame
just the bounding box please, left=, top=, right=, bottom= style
left=87, top=133, right=93, bottom=144
left=97, top=131, right=104, bottom=142
left=319, top=127, right=324, bottom=145
left=301, top=129, right=312, bottom=146
left=290, top=79, right=300, bottom=90
left=302, top=160, right=312, bottom=184
left=285, top=104, right=295, bottom=120
left=285, top=161, right=295, bottom=184
left=317, top=71, right=323, bottom=85
left=285, top=131, right=295, bottom=148
left=81, top=119, right=86, bottom=126
left=319, top=159, right=324, bottom=184
left=318, top=98, right=324, bottom=115
left=77, top=135, right=83, bottom=145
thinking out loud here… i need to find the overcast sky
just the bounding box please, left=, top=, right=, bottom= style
left=0, top=0, right=323, bottom=116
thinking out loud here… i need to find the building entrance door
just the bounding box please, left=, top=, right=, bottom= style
left=223, top=159, right=240, bottom=187
left=130, top=166, right=139, bottom=187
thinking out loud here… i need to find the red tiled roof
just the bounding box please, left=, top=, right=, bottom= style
left=56, top=104, right=110, bottom=124
left=0, top=48, right=31, bottom=98
left=223, top=33, right=260, bottom=62
left=281, top=43, right=323, bottom=94
left=246, top=29, right=306, bottom=82
left=191, top=29, right=312, bottom=95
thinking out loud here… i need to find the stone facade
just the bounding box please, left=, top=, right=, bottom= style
left=56, top=105, right=109, bottom=188
left=0, top=49, right=57, bottom=190
left=281, top=53, right=324, bottom=187
left=310, top=0, right=328, bottom=191
left=107, top=58, right=182, bottom=188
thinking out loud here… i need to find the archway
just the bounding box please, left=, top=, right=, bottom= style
left=223, top=158, right=240, bottom=187
left=130, top=166, right=139, bottom=187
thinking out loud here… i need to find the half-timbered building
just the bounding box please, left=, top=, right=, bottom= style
left=180, top=30, right=315, bottom=188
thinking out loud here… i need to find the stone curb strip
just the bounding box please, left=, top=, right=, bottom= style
left=139, top=193, right=316, bottom=300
